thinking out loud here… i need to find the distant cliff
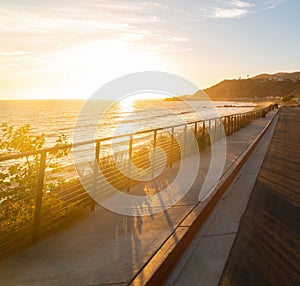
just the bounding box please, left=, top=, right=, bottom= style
left=201, top=72, right=300, bottom=100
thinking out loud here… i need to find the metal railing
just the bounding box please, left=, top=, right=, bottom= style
left=0, top=104, right=276, bottom=256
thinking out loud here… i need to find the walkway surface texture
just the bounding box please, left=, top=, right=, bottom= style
left=219, top=107, right=300, bottom=286
left=0, top=109, right=278, bottom=286
left=167, top=107, right=299, bottom=286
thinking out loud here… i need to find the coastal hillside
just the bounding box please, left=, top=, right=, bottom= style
left=252, top=71, right=300, bottom=80
left=201, top=72, right=300, bottom=100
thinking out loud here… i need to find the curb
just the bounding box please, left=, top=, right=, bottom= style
left=129, top=109, right=280, bottom=286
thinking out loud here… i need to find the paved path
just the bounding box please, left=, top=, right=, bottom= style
left=219, top=107, right=300, bottom=286
left=165, top=107, right=279, bottom=286
left=0, top=110, right=278, bottom=286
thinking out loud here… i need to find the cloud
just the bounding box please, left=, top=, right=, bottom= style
left=255, top=0, right=286, bottom=11
left=168, top=37, right=189, bottom=43
left=212, top=7, right=249, bottom=19
left=176, top=0, right=283, bottom=20
left=211, top=1, right=253, bottom=19
left=0, top=1, right=181, bottom=50
left=0, top=0, right=191, bottom=81
left=0, top=51, right=30, bottom=56
left=231, top=0, right=253, bottom=8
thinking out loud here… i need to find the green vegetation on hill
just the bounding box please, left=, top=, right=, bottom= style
left=203, top=78, right=300, bottom=100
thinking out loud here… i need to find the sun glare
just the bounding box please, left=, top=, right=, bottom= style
left=46, top=41, right=169, bottom=100
left=1, top=40, right=169, bottom=100
left=120, top=92, right=170, bottom=104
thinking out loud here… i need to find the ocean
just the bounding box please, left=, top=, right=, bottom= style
left=0, top=100, right=258, bottom=148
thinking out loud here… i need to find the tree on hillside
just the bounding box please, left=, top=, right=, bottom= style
left=281, top=94, right=295, bottom=103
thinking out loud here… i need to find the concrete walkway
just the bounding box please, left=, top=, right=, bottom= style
left=0, top=110, right=278, bottom=286
left=166, top=109, right=279, bottom=286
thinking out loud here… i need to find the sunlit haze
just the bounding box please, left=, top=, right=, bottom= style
left=0, top=0, right=299, bottom=99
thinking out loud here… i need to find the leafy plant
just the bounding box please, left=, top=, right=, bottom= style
left=0, top=123, right=71, bottom=202
left=0, top=123, right=90, bottom=255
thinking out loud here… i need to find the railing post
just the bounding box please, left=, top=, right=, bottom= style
left=220, top=117, right=223, bottom=139
left=127, top=135, right=133, bottom=192
left=32, top=150, right=46, bottom=243
left=183, top=125, right=187, bottom=159
left=226, top=116, right=229, bottom=135
left=92, top=140, right=100, bottom=211
left=170, top=127, right=174, bottom=168
left=152, top=130, right=157, bottom=177
left=214, top=118, right=217, bottom=143
left=202, top=121, right=205, bottom=144
left=194, top=122, right=198, bottom=150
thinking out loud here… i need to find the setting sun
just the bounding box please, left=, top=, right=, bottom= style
left=120, top=92, right=171, bottom=103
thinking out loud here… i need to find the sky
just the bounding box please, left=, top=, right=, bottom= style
left=0, top=0, right=300, bottom=99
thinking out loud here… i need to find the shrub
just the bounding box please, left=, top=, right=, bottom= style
left=0, top=123, right=90, bottom=255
